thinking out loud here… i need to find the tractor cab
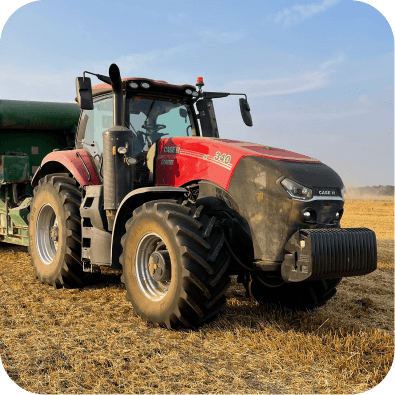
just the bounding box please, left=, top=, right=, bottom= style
left=75, top=69, right=253, bottom=188
left=74, top=64, right=254, bottom=232
left=76, top=76, right=202, bottom=187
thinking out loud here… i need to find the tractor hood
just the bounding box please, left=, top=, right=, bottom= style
left=156, top=135, right=345, bottom=263
left=214, top=138, right=320, bottom=164
left=156, top=137, right=325, bottom=191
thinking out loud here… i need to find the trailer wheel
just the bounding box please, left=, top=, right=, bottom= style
left=249, top=274, right=342, bottom=311
left=28, top=174, right=94, bottom=288
left=120, top=200, right=231, bottom=329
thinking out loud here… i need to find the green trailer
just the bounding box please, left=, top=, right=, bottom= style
left=0, top=99, right=80, bottom=246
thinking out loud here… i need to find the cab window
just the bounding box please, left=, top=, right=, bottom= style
left=128, top=97, right=193, bottom=156
left=80, top=95, right=113, bottom=153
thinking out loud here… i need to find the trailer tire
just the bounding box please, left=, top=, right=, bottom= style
left=28, top=174, right=95, bottom=288
left=249, top=275, right=342, bottom=311
left=120, top=200, right=231, bottom=329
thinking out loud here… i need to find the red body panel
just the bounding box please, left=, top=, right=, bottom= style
left=156, top=137, right=320, bottom=190
left=41, top=150, right=100, bottom=187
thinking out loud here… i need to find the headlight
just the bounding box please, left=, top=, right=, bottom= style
left=141, top=82, right=150, bottom=89
left=185, top=88, right=193, bottom=95
left=281, top=178, right=312, bottom=200
left=341, top=185, right=346, bottom=198
left=129, top=82, right=139, bottom=89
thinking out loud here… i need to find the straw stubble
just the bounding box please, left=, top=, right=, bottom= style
left=0, top=198, right=393, bottom=393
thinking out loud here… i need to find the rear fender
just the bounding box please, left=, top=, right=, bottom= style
left=31, top=149, right=100, bottom=187
left=110, top=186, right=187, bottom=269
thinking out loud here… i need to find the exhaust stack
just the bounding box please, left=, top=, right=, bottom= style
left=109, top=64, right=123, bottom=127
left=102, top=64, right=135, bottom=230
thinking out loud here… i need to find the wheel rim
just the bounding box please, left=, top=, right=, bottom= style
left=35, top=204, right=59, bottom=265
left=135, top=232, right=172, bottom=301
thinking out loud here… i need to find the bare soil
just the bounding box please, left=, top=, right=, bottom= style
left=0, top=199, right=393, bottom=394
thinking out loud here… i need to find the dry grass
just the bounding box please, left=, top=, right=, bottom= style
left=0, top=199, right=394, bottom=394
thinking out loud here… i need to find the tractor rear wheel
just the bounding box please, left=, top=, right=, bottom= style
left=249, top=274, right=342, bottom=311
left=120, top=200, right=231, bottom=329
left=28, top=174, right=94, bottom=288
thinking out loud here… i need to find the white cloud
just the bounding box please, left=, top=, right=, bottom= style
left=320, top=52, right=345, bottom=71
left=198, top=29, right=247, bottom=44
left=357, top=94, right=373, bottom=107
left=0, top=63, right=80, bottom=101
left=167, top=13, right=189, bottom=24
left=90, top=44, right=191, bottom=80
left=269, top=0, right=342, bottom=28
left=260, top=107, right=368, bottom=121
left=0, top=43, right=196, bottom=102
left=224, top=71, right=329, bottom=97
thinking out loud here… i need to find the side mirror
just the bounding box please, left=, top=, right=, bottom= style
left=76, top=77, right=93, bottom=110
left=239, top=98, right=253, bottom=127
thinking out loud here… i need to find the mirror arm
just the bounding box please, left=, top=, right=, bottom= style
left=202, top=92, right=248, bottom=100
left=232, top=93, right=247, bottom=100
left=83, top=71, right=111, bottom=85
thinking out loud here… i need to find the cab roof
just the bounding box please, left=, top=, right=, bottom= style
left=92, top=77, right=197, bottom=98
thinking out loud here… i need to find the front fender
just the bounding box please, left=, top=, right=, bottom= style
left=31, top=149, right=100, bottom=187
left=110, top=186, right=187, bottom=269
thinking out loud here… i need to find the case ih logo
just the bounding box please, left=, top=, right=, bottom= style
left=318, top=190, right=336, bottom=195
left=163, top=146, right=181, bottom=154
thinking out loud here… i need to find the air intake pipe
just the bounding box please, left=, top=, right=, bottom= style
left=102, top=63, right=135, bottom=230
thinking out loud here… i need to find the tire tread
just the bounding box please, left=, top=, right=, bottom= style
left=29, top=174, right=96, bottom=289
left=120, top=199, right=231, bottom=329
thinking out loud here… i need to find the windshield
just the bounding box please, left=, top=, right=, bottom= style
left=128, top=97, right=192, bottom=155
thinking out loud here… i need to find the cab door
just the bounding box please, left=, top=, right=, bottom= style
left=76, top=94, right=114, bottom=173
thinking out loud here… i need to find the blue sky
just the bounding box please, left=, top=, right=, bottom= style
left=0, top=0, right=393, bottom=188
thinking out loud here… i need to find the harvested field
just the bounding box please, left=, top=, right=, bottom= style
left=341, top=198, right=394, bottom=240
left=0, top=199, right=394, bottom=394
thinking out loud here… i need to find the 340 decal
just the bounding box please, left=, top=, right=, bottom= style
left=213, top=151, right=231, bottom=164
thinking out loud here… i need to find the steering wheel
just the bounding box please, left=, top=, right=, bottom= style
left=137, top=130, right=169, bottom=149
left=141, top=124, right=167, bottom=132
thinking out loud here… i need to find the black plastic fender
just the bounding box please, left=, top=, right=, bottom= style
left=110, top=186, right=187, bottom=269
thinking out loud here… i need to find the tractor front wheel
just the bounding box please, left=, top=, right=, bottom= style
left=120, top=200, right=231, bottom=329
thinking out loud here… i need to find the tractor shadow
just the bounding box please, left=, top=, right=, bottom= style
left=209, top=281, right=374, bottom=338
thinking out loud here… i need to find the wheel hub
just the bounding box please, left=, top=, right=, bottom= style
left=148, top=251, right=171, bottom=282
left=50, top=226, right=59, bottom=242
left=135, top=232, right=172, bottom=301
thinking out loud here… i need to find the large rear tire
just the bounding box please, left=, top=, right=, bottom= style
left=249, top=274, right=342, bottom=311
left=28, top=174, right=94, bottom=288
left=120, top=200, right=231, bottom=329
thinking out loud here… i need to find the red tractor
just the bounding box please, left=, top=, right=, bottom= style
left=28, top=64, right=377, bottom=328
